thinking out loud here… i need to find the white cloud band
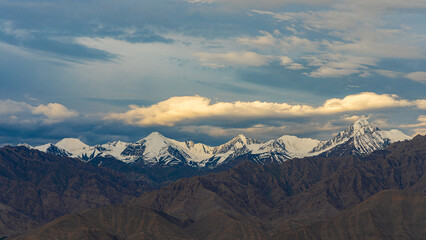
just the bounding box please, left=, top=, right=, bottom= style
left=105, top=92, right=423, bottom=126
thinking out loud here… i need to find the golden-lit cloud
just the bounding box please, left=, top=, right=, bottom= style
left=32, top=103, right=79, bottom=123
left=105, top=92, right=423, bottom=127
left=416, top=99, right=426, bottom=109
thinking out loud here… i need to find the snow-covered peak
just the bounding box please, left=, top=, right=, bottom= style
left=236, top=134, right=247, bottom=143
left=98, top=140, right=130, bottom=160
left=348, top=118, right=377, bottom=136
left=146, top=131, right=166, bottom=139
left=56, top=138, right=90, bottom=151
left=180, top=141, right=214, bottom=157
left=227, top=134, right=248, bottom=145
left=109, top=140, right=128, bottom=147
left=34, top=143, right=53, bottom=152
left=140, top=134, right=169, bottom=156
left=24, top=121, right=411, bottom=168
left=48, top=138, right=100, bottom=161
left=17, top=143, right=33, bottom=148
left=214, top=135, right=263, bottom=154
left=136, top=132, right=169, bottom=144
left=277, top=135, right=321, bottom=156
left=379, top=129, right=410, bottom=143
left=311, top=119, right=411, bottom=156
left=353, top=117, right=369, bottom=127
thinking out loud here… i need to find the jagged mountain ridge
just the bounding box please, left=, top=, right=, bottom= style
left=27, top=118, right=410, bottom=168
left=13, top=135, right=426, bottom=240
left=311, top=118, right=410, bottom=157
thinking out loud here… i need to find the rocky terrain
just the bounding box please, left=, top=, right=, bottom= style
left=9, top=135, right=425, bottom=239
left=0, top=146, right=149, bottom=236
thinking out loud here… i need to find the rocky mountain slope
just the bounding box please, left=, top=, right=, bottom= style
left=0, top=146, right=148, bottom=236
left=12, top=135, right=426, bottom=240
left=272, top=190, right=426, bottom=240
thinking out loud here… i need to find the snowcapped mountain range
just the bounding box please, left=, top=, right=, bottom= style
left=25, top=118, right=410, bottom=168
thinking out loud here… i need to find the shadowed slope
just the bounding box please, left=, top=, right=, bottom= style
left=273, top=190, right=426, bottom=240
left=0, top=146, right=148, bottom=236
left=11, top=135, right=426, bottom=239
left=134, top=135, right=425, bottom=236
left=12, top=206, right=194, bottom=240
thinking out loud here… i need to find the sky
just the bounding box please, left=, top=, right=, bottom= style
left=0, top=0, right=425, bottom=146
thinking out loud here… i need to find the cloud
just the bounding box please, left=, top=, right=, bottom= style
left=195, top=0, right=426, bottom=10
left=32, top=103, right=79, bottom=123
left=405, top=71, right=426, bottom=83
left=251, top=10, right=295, bottom=21
left=0, top=20, right=31, bottom=40
left=280, top=36, right=320, bottom=53
left=0, top=20, right=116, bottom=62
left=411, top=128, right=426, bottom=136
left=374, top=70, right=403, bottom=78
left=279, top=56, right=305, bottom=70
left=0, top=99, right=32, bottom=114
left=237, top=31, right=276, bottom=47
left=309, top=67, right=360, bottom=78
left=330, top=40, right=423, bottom=59
left=188, top=0, right=334, bottom=8
left=195, top=51, right=271, bottom=68
left=305, top=54, right=376, bottom=78
left=400, top=115, right=426, bottom=128
left=105, top=92, right=422, bottom=127
left=180, top=124, right=288, bottom=138
left=399, top=115, right=426, bottom=136
left=180, top=121, right=344, bottom=139
left=415, top=99, right=426, bottom=110
left=374, top=70, right=426, bottom=83
left=343, top=115, right=366, bottom=122
left=250, top=2, right=426, bottom=78
left=0, top=99, right=79, bottom=124
left=315, top=93, right=413, bottom=112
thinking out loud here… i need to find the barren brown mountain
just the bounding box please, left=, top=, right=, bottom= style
left=13, top=205, right=195, bottom=240
left=7, top=135, right=426, bottom=239
left=0, top=146, right=149, bottom=236
left=273, top=190, right=426, bottom=240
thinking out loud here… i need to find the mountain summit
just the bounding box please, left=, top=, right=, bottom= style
left=311, top=117, right=410, bottom=156
left=27, top=118, right=410, bottom=168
